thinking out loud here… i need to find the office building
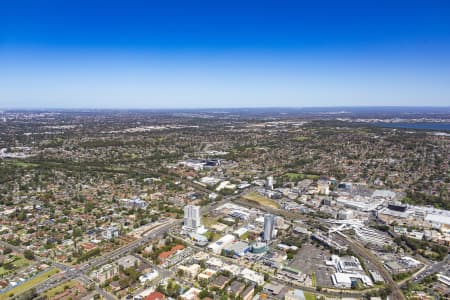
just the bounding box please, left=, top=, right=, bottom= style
left=264, top=214, right=275, bottom=241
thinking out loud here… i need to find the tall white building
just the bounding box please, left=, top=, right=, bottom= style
left=266, top=176, right=274, bottom=190
left=263, top=214, right=275, bottom=242
left=184, top=205, right=201, bottom=230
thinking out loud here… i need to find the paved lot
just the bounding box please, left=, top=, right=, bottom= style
left=289, top=242, right=335, bottom=287
left=315, top=265, right=334, bottom=287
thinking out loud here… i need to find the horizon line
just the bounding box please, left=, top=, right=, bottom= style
left=1, top=105, right=450, bottom=112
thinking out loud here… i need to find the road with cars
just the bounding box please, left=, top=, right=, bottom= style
left=34, top=220, right=180, bottom=296
left=410, top=254, right=449, bottom=284
left=33, top=190, right=238, bottom=297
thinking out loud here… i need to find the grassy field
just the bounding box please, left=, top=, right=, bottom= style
left=9, top=161, right=39, bottom=168
left=311, top=272, right=317, bottom=287
left=44, top=280, right=79, bottom=298
left=292, top=136, right=309, bottom=142
left=0, top=256, right=30, bottom=276
left=204, top=231, right=221, bottom=242
left=0, top=268, right=59, bottom=300
left=201, top=216, right=218, bottom=227
left=284, top=172, right=319, bottom=181
left=242, top=191, right=280, bottom=209
left=304, top=292, right=317, bottom=300
left=240, top=232, right=249, bottom=240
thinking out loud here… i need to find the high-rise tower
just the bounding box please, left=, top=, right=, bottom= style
left=263, top=214, right=275, bottom=242
left=184, top=205, right=201, bottom=230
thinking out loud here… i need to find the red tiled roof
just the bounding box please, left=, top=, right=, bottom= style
left=81, top=242, right=97, bottom=250
left=158, top=244, right=185, bottom=261
left=144, top=291, right=166, bottom=300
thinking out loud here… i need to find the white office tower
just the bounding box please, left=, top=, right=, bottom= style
left=184, top=205, right=201, bottom=230
left=266, top=176, right=274, bottom=190
left=263, top=214, right=275, bottom=242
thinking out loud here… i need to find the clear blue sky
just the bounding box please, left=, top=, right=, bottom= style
left=1, top=0, right=450, bottom=108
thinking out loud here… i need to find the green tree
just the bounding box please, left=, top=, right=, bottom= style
left=24, top=249, right=35, bottom=260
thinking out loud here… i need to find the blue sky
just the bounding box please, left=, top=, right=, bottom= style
left=1, top=0, right=450, bottom=108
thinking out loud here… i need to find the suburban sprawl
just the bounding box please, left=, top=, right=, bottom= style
left=0, top=108, right=448, bottom=300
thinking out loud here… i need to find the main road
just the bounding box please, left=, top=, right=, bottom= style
left=34, top=189, right=239, bottom=296
left=234, top=197, right=406, bottom=300
left=34, top=219, right=181, bottom=295
left=408, top=254, right=449, bottom=284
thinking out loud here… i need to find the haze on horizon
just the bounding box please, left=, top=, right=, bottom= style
left=1, top=0, right=450, bottom=109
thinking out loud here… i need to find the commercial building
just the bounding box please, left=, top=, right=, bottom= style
left=228, top=281, right=246, bottom=297
left=229, top=210, right=250, bottom=220
left=437, top=273, right=450, bottom=286
left=353, top=226, right=393, bottom=249
left=90, top=263, right=119, bottom=284
left=211, top=275, right=231, bottom=289
left=178, top=264, right=201, bottom=279
left=200, top=176, right=221, bottom=186
left=189, top=232, right=208, bottom=246
left=384, top=261, right=405, bottom=274
left=279, top=267, right=306, bottom=282
left=222, top=264, right=241, bottom=276
left=384, top=257, right=421, bottom=274
left=207, top=234, right=235, bottom=254
left=233, top=227, right=249, bottom=238
left=102, top=226, right=119, bottom=240
left=369, top=270, right=384, bottom=283
left=336, top=195, right=383, bottom=212
left=317, top=180, right=330, bottom=195
left=338, top=210, right=353, bottom=220
left=192, top=251, right=209, bottom=263
left=387, top=202, right=407, bottom=212
left=198, top=269, right=217, bottom=282
left=117, top=255, right=141, bottom=269
left=139, top=270, right=159, bottom=283
left=216, top=181, right=236, bottom=191
left=327, top=255, right=373, bottom=288
left=180, top=287, right=201, bottom=300
left=205, top=257, right=224, bottom=270
left=240, top=268, right=265, bottom=286
left=251, top=242, right=268, bottom=254
left=222, top=241, right=250, bottom=257
left=372, top=190, right=396, bottom=200
left=328, top=255, right=364, bottom=274
left=120, top=198, right=148, bottom=209
left=331, top=272, right=373, bottom=288
left=180, top=159, right=205, bottom=171
left=277, top=244, right=298, bottom=252
left=425, top=213, right=450, bottom=228
left=311, top=232, right=347, bottom=252
left=263, top=283, right=284, bottom=296
left=241, top=285, right=255, bottom=300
